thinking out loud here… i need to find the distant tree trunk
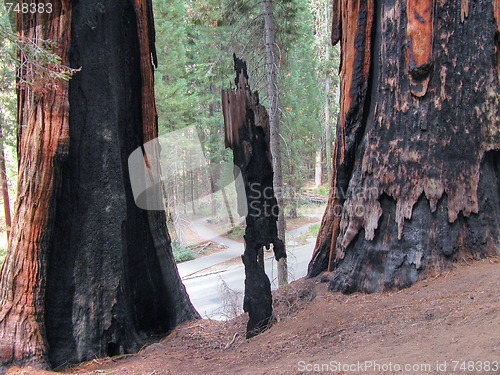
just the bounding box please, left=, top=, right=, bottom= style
left=222, top=56, right=286, bottom=338
left=194, top=170, right=199, bottom=210
left=289, top=164, right=298, bottom=219
left=323, top=0, right=333, bottom=182
left=324, top=75, right=332, bottom=182
left=209, top=167, right=217, bottom=217
left=308, top=0, right=500, bottom=293
left=182, top=160, right=187, bottom=214
left=314, top=149, right=322, bottom=188
left=221, top=186, right=235, bottom=229
left=190, top=171, right=195, bottom=213
left=264, top=0, right=287, bottom=285
left=0, top=123, right=11, bottom=240
left=0, top=1, right=198, bottom=369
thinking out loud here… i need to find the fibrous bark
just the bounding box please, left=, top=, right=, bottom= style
left=308, top=0, right=500, bottom=293
left=0, top=1, right=198, bottom=369
left=0, top=3, right=73, bottom=368
left=222, top=56, right=286, bottom=338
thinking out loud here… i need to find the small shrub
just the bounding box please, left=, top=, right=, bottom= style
left=172, top=242, right=196, bottom=263
left=230, top=224, right=245, bottom=240
left=308, top=223, right=320, bottom=237
left=311, top=185, right=330, bottom=196
left=293, top=223, right=321, bottom=245
left=217, top=278, right=243, bottom=319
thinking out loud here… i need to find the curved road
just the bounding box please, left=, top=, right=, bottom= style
left=178, top=217, right=321, bottom=320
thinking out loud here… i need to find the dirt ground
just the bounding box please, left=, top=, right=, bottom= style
left=6, top=257, right=500, bottom=375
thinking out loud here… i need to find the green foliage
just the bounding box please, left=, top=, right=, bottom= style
left=0, top=21, right=79, bottom=85
left=0, top=24, right=17, bottom=148
left=150, top=0, right=340, bottom=223
left=0, top=242, right=6, bottom=266
left=172, top=241, right=196, bottom=263
left=153, top=0, right=194, bottom=132
left=278, top=0, right=323, bottom=207
left=0, top=4, right=80, bottom=190
left=308, top=223, right=320, bottom=237
left=230, top=223, right=245, bottom=239
left=0, top=8, right=19, bottom=189
left=311, top=185, right=329, bottom=196
left=294, top=222, right=320, bottom=244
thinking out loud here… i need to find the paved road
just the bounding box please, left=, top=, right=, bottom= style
left=177, top=218, right=244, bottom=278
left=177, top=214, right=322, bottom=278
left=182, top=240, right=316, bottom=320
left=178, top=217, right=320, bottom=320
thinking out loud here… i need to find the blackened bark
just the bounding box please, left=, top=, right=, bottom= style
left=308, top=0, right=500, bottom=293
left=45, top=0, right=199, bottom=367
left=222, top=56, right=286, bottom=338
left=0, top=0, right=198, bottom=370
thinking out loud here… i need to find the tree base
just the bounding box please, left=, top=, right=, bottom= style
left=322, top=151, right=500, bottom=294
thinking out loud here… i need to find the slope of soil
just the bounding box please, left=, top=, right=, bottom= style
left=5, top=258, right=500, bottom=375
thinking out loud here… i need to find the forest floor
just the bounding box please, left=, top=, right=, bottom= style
left=6, top=257, right=500, bottom=375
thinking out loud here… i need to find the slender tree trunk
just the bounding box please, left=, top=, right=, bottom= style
left=308, top=0, right=500, bottom=293
left=190, top=171, right=195, bottom=214
left=0, top=123, right=11, bottom=241
left=209, top=167, right=217, bottom=217
left=182, top=160, right=187, bottom=214
left=324, top=76, right=332, bottom=182
left=264, top=0, right=287, bottom=285
left=289, top=164, right=298, bottom=219
left=194, top=170, right=198, bottom=211
left=221, top=186, right=235, bottom=229
left=0, top=1, right=198, bottom=369
left=324, top=0, right=333, bottom=182
left=314, top=149, right=322, bottom=188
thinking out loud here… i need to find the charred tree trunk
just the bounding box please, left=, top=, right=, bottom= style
left=222, top=56, right=286, bottom=338
left=0, top=1, right=198, bottom=369
left=308, top=0, right=500, bottom=293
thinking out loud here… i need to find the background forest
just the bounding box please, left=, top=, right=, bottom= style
left=0, top=0, right=339, bottom=263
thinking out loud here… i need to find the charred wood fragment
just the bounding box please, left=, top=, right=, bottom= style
left=222, top=55, right=286, bottom=338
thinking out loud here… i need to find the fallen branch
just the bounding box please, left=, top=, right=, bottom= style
left=224, top=332, right=239, bottom=350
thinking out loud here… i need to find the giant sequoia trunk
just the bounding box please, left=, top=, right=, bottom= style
left=0, top=1, right=198, bottom=369
left=308, top=0, right=500, bottom=293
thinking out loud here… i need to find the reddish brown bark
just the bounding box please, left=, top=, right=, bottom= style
left=406, top=0, right=433, bottom=96
left=0, top=3, right=71, bottom=367
left=309, top=0, right=500, bottom=292
left=311, top=0, right=374, bottom=273
left=0, top=0, right=198, bottom=369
